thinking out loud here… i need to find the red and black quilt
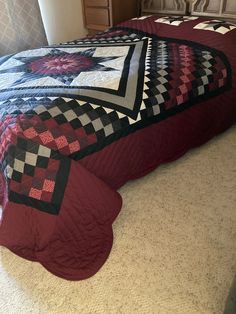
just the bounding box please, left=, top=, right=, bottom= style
left=0, top=26, right=233, bottom=280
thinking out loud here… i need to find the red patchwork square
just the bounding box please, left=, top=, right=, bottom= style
left=39, top=131, right=54, bottom=144
left=23, top=127, right=38, bottom=139
left=43, top=179, right=55, bottom=193
left=222, top=69, right=227, bottom=79
left=176, top=95, right=184, bottom=105
left=218, top=78, right=225, bottom=87
left=179, top=84, right=188, bottom=94
left=11, top=123, right=22, bottom=134
left=0, top=137, right=7, bottom=157
left=55, top=136, right=69, bottom=149
left=181, top=60, right=191, bottom=67
left=29, top=188, right=42, bottom=200
left=180, top=75, right=190, bottom=84
left=69, top=141, right=80, bottom=153
left=182, top=68, right=191, bottom=75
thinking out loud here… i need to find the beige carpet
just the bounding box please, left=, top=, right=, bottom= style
left=0, top=125, right=236, bottom=314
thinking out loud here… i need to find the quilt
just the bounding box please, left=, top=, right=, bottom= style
left=0, top=27, right=232, bottom=280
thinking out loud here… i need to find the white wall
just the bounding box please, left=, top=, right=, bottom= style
left=38, top=0, right=87, bottom=45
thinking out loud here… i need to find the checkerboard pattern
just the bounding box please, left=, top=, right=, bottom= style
left=1, top=134, right=70, bottom=214
left=0, top=97, right=131, bottom=157
left=140, top=39, right=229, bottom=115
left=67, top=30, right=141, bottom=45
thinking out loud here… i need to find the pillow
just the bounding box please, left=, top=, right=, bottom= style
left=194, top=19, right=236, bottom=35
left=155, top=16, right=198, bottom=26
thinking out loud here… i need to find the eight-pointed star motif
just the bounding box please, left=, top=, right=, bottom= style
left=204, top=20, right=234, bottom=30
left=0, top=48, right=120, bottom=86
left=194, top=20, right=236, bottom=34
left=155, top=16, right=197, bottom=26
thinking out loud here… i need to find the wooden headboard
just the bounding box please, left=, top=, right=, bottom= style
left=141, top=0, right=187, bottom=16
left=141, top=0, right=236, bottom=22
left=190, top=0, right=236, bottom=22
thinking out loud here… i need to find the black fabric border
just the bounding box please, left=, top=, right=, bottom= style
left=9, top=158, right=71, bottom=215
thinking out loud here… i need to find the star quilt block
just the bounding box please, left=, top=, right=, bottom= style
left=155, top=16, right=198, bottom=26
left=194, top=20, right=236, bottom=34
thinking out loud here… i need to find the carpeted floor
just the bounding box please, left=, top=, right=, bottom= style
left=0, top=125, right=236, bottom=314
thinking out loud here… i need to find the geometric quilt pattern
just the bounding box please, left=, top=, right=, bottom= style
left=0, top=27, right=232, bottom=214
left=194, top=20, right=236, bottom=34
left=155, top=16, right=198, bottom=26
left=0, top=35, right=148, bottom=119
left=0, top=118, right=70, bottom=214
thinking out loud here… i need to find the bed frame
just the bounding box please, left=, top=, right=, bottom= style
left=141, top=0, right=236, bottom=22
left=141, top=0, right=186, bottom=16
left=190, top=0, right=236, bottom=22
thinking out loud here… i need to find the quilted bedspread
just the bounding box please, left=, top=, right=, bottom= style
left=0, top=20, right=235, bottom=280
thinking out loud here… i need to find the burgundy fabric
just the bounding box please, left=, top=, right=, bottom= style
left=0, top=16, right=236, bottom=280
left=0, top=161, right=122, bottom=280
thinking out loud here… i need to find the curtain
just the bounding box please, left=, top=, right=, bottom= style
left=0, top=0, right=47, bottom=56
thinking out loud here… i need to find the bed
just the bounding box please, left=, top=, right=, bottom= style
left=0, top=0, right=235, bottom=280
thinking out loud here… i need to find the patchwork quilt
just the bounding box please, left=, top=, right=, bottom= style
left=0, top=26, right=233, bottom=280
